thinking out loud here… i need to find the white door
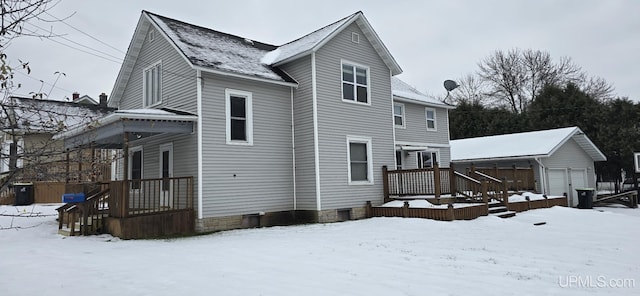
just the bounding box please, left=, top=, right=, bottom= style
left=570, top=169, right=588, bottom=206
left=159, top=143, right=173, bottom=208
left=548, top=168, right=569, bottom=202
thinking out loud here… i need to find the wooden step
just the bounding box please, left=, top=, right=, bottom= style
left=488, top=206, right=508, bottom=214
left=490, top=211, right=516, bottom=218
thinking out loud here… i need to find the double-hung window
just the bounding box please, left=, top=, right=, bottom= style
left=129, top=146, right=143, bottom=190
left=342, top=62, right=369, bottom=104
left=143, top=62, right=162, bottom=107
left=394, top=103, right=405, bottom=127
left=347, top=136, right=373, bottom=184
left=425, top=108, right=436, bottom=131
left=225, top=89, right=253, bottom=145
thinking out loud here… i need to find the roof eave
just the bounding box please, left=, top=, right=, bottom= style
left=194, top=66, right=298, bottom=88
left=451, top=154, right=550, bottom=163
left=54, top=112, right=198, bottom=140
left=393, top=96, right=455, bottom=109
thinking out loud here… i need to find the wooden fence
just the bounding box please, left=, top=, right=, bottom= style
left=0, top=182, right=67, bottom=205
left=471, top=164, right=536, bottom=192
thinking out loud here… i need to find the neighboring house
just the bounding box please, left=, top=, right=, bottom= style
left=0, top=96, right=113, bottom=182
left=450, top=127, right=607, bottom=206
left=391, top=77, right=454, bottom=170
left=56, top=10, right=452, bottom=234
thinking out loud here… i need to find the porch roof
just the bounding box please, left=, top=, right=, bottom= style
left=54, top=109, right=197, bottom=149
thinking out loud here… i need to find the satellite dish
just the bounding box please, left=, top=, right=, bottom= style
left=443, top=80, right=460, bottom=92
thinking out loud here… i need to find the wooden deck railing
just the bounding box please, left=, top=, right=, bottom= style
left=108, top=176, right=194, bottom=218
left=57, top=183, right=110, bottom=236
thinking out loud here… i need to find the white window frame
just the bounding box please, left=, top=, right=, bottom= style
left=225, top=89, right=253, bottom=145
left=351, top=32, right=360, bottom=43
left=394, top=103, right=405, bottom=128
left=143, top=61, right=162, bottom=107
left=635, top=152, right=640, bottom=173
left=346, top=136, right=373, bottom=185
left=417, top=149, right=439, bottom=169
left=341, top=60, right=371, bottom=105
left=425, top=107, right=437, bottom=131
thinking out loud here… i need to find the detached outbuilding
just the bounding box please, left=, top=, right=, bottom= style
left=450, top=127, right=606, bottom=207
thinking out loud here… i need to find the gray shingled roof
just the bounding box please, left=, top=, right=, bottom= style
left=147, top=12, right=295, bottom=83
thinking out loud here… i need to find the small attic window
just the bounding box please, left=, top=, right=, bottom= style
left=148, top=30, right=155, bottom=42
left=351, top=32, right=360, bottom=44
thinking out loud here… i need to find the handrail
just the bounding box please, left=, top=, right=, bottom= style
left=454, top=171, right=480, bottom=184
left=474, top=171, right=501, bottom=183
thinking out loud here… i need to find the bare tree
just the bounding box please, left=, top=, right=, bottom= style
left=0, top=1, right=116, bottom=199
left=476, top=48, right=612, bottom=113
left=446, top=73, right=488, bottom=105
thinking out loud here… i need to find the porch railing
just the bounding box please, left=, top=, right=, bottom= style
left=383, top=164, right=510, bottom=207
left=108, top=176, right=194, bottom=218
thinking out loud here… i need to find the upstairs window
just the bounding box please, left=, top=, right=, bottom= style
left=394, top=103, right=405, bottom=127
left=425, top=108, right=436, bottom=131
left=225, top=89, right=253, bottom=145
left=342, top=62, right=369, bottom=104
left=143, top=62, right=162, bottom=107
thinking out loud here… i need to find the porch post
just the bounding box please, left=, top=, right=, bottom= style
left=122, top=132, right=129, bottom=217
left=449, top=162, right=457, bottom=196
left=434, top=163, right=441, bottom=198
left=65, top=149, right=70, bottom=183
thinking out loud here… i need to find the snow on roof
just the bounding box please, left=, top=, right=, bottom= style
left=450, top=127, right=606, bottom=162
left=261, top=13, right=354, bottom=65
left=147, top=12, right=294, bottom=83
left=391, top=77, right=451, bottom=108
left=3, top=97, right=113, bottom=134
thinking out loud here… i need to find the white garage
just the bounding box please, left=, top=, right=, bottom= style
left=450, top=127, right=607, bottom=207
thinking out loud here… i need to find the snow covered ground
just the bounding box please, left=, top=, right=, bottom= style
left=1, top=203, right=638, bottom=296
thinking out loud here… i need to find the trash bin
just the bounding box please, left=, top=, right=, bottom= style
left=13, top=182, right=34, bottom=206
left=575, top=188, right=594, bottom=209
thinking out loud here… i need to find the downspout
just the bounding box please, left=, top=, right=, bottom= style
left=311, top=52, right=322, bottom=211
left=196, top=70, right=203, bottom=219
left=534, top=157, right=546, bottom=195
left=290, top=87, right=297, bottom=210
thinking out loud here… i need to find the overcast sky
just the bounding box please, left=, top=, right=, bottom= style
left=5, top=0, right=639, bottom=103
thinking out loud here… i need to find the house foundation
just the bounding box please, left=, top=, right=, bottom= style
left=194, top=206, right=369, bottom=233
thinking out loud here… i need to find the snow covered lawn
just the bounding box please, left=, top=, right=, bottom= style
left=1, top=204, right=639, bottom=295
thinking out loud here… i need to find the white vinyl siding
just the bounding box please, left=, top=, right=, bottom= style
left=341, top=61, right=370, bottom=104
left=225, top=89, right=253, bottom=145
left=347, top=136, right=373, bottom=185
left=426, top=107, right=436, bottom=131
left=394, top=103, right=405, bottom=128
left=143, top=62, right=162, bottom=107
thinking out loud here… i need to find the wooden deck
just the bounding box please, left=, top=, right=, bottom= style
left=58, top=177, right=195, bottom=239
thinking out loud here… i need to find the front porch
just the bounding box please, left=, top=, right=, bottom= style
left=54, top=109, right=198, bottom=239
left=57, top=177, right=194, bottom=239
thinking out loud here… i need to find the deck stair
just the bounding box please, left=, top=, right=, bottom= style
left=488, top=201, right=516, bottom=218
left=57, top=187, right=110, bottom=236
